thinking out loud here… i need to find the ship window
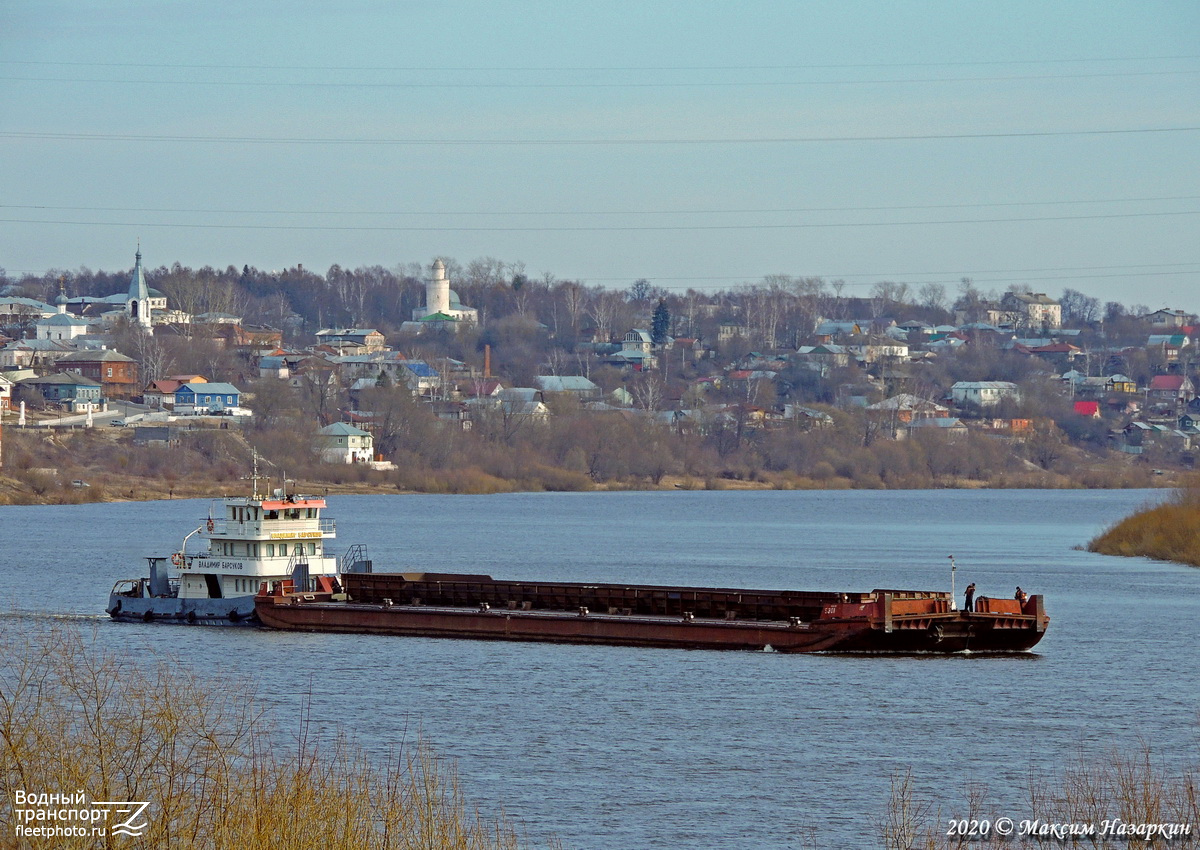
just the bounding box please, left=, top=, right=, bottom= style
left=294, top=544, right=303, bottom=555
left=307, top=542, right=316, bottom=555
left=266, top=543, right=274, bottom=557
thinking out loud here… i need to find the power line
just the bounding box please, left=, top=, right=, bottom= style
left=3, top=127, right=1197, bottom=146
left=4, top=195, right=1198, bottom=218
left=4, top=69, right=1197, bottom=89
left=584, top=262, right=1200, bottom=281
left=5, top=260, right=1195, bottom=290
left=2, top=210, right=1197, bottom=233
left=639, top=269, right=1200, bottom=291
left=3, top=55, right=1197, bottom=72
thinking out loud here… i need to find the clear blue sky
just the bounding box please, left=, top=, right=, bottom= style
left=2, top=1, right=1197, bottom=309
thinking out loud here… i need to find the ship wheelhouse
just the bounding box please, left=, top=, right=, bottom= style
left=176, top=493, right=339, bottom=600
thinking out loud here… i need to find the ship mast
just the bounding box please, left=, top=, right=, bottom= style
left=242, top=449, right=269, bottom=500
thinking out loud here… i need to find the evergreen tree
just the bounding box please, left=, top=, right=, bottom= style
left=651, top=298, right=670, bottom=346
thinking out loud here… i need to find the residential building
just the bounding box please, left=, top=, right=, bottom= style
left=950, top=381, right=1021, bottom=408
left=534, top=375, right=601, bottom=400
left=905, top=417, right=969, bottom=438
left=56, top=350, right=138, bottom=399
left=316, top=422, right=374, bottom=463
left=16, top=373, right=103, bottom=411
left=1000, top=292, right=1062, bottom=330
left=174, top=382, right=241, bottom=412
left=1146, top=334, right=1191, bottom=363
left=1142, top=308, right=1194, bottom=328
left=1147, top=375, right=1196, bottom=408
left=315, top=328, right=388, bottom=353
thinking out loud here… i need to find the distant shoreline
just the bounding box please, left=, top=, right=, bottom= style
left=0, top=469, right=1174, bottom=508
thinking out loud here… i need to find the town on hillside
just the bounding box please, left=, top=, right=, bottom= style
left=0, top=251, right=1196, bottom=494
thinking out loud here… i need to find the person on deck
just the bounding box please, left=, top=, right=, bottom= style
left=964, top=582, right=976, bottom=612
left=1015, top=587, right=1028, bottom=605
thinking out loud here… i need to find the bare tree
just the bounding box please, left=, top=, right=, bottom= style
left=587, top=291, right=626, bottom=342
left=918, top=282, right=947, bottom=312
left=630, top=370, right=664, bottom=411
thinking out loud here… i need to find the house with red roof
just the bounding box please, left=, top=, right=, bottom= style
left=1073, top=401, right=1100, bottom=418
left=1148, top=375, right=1196, bottom=407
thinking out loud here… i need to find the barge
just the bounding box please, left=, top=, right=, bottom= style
left=255, top=572, right=1049, bottom=653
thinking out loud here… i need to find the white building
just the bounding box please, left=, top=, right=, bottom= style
left=316, top=422, right=375, bottom=463
left=950, top=381, right=1021, bottom=408
left=411, top=259, right=478, bottom=323
left=1000, top=292, right=1061, bottom=330
left=36, top=292, right=89, bottom=340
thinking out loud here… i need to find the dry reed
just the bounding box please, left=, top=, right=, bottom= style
left=876, top=744, right=1199, bottom=849
left=1088, top=477, right=1200, bottom=567
left=0, top=625, right=551, bottom=850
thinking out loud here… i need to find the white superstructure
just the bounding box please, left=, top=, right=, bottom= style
left=175, top=492, right=339, bottom=600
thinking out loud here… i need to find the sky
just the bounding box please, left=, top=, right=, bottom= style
left=2, top=1, right=1198, bottom=309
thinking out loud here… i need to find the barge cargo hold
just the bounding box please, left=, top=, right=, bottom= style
left=255, top=572, right=1049, bottom=653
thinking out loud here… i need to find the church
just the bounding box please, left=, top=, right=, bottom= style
left=67, top=248, right=167, bottom=327
left=410, top=259, right=478, bottom=324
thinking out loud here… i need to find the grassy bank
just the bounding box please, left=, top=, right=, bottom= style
left=0, top=424, right=1174, bottom=507
left=1087, top=478, right=1200, bottom=567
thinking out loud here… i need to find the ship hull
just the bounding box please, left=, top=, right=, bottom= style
left=107, top=592, right=258, bottom=625
left=255, top=592, right=1048, bottom=654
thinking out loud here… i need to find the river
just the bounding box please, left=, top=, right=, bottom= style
left=1, top=489, right=1195, bottom=847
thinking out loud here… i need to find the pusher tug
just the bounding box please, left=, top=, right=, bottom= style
left=107, top=457, right=369, bottom=625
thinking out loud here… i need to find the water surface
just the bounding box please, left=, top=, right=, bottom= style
left=1, top=489, right=1193, bottom=847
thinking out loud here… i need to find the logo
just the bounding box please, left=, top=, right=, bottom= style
left=95, top=801, right=150, bottom=837
left=11, top=791, right=151, bottom=840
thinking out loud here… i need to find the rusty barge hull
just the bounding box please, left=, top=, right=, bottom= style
left=255, top=572, right=1049, bottom=654
left=256, top=601, right=856, bottom=651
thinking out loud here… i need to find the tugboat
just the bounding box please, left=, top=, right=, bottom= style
left=107, top=459, right=370, bottom=625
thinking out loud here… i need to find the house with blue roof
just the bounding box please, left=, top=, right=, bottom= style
left=400, top=360, right=442, bottom=394
left=174, top=382, right=241, bottom=412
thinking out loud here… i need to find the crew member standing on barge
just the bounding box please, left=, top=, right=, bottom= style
left=964, top=582, right=976, bottom=612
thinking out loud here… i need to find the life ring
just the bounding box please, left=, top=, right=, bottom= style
left=206, top=518, right=214, bottom=532
left=171, top=552, right=183, bottom=566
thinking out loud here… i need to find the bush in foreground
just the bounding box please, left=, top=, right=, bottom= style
left=0, top=626, right=549, bottom=850
left=873, top=748, right=1198, bottom=850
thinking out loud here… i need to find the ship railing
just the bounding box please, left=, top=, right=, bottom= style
left=339, top=543, right=372, bottom=574
left=204, top=517, right=337, bottom=536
